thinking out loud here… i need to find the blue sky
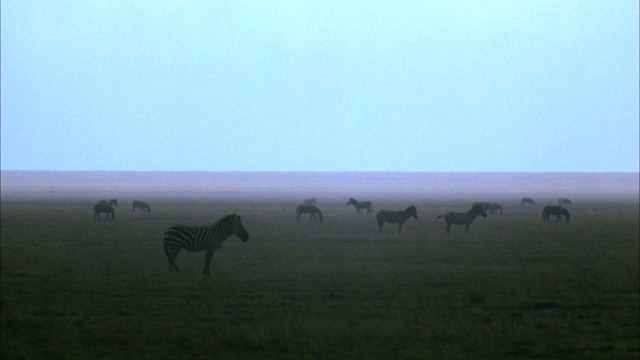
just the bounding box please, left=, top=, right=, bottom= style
left=1, top=1, right=638, bottom=172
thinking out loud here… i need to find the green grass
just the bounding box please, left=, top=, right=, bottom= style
left=2, top=195, right=639, bottom=359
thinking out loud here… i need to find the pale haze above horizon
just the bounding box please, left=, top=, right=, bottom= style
left=1, top=1, right=638, bottom=172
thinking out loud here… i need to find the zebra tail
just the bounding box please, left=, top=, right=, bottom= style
left=163, top=241, right=170, bottom=257
left=436, top=215, right=443, bottom=220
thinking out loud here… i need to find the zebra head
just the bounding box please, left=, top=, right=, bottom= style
left=347, top=198, right=357, bottom=206
left=232, top=214, right=249, bottom=242
left=408, top=205, right=418, bottom=219
left=472, top=204, right=488, bottom=218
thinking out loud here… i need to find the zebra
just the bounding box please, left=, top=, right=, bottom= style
left=472, top=202, right=502, bottom=215
left=558, top=198, right=572, bottom=206
left=93, top=202, right=115, bottom=221
left=436, top=204, right=487, bottom=233
left=132, top=200, right=151, bottom=212
left=542, top=206, right=570, bottom=223
left=521, top=197, right=536, bottom=205
left=296, top=204, right=323, bottom=222
left=347, top=198, right=373, bottom=215
left=163, top=214, right=249, bottom=275
left=304, top=198, right=316, bottom=205
left=376, top=205, right=417, bottom=233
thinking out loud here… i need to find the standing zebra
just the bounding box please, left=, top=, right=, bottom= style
left=132, top=200, right=151, bottom=212
left=542, top=206, right=570, bottom=223
left=376, top=205, right=417, bottom=233
left=304, top=198, right=316, bottom=205
left=472, top=202, right=502, bottom=215
left=521, top=197, right=536, bottom=205
left=93, top=202, right=115, bottom=221
left=296, top=204, right=324, bottom=222
left=347, top=198, right=374, bottom=215
left=163, top=214, right=249, bottom=275
left=436, top=204, right=487, bottom=233
left=558, top=198, right=572, bottom=206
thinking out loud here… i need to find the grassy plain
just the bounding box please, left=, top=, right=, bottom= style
left=1, top=172, right=639, bottom=359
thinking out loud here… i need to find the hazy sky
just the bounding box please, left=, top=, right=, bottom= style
left=2, top=1, right=638, bottom=172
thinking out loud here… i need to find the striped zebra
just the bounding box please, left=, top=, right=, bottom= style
left=521, top=197, right=536, bottom=205
left=542, top=206, right=570, bottom=223
left=304, top=198, right=316, bottom=205
left=93, top=202, right=115, bottom=221
left=296, top=204, right=323, bottom=222
left=376, top=205, right=417, bottom=233
left=163, top=214, right=249, bottom=275
left=132, top=200, right=151, bottom=212
left=558, top=198, right=572, bottom=206
left=347, top=198, right=373, bottom=215
left=436, top=204, right=487, bottom=233
left=472, top=202, right=502, bottom=215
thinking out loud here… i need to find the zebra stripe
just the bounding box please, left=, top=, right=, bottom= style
left=521, top=197, right=536, bottom=205
left=304, top=198, right=317, bottom=205
left=296, top=204, right=323, bottom=222
left=347, top=198, right=374, bottom=215
left=376, top=205, right=417, bottom=233
left=132, top=200, right=151, bottom=212
left=542, top=206, right=570, bottom=223
left=163, top=214, right=249, bottom=275
left=558, top=198, right=572, bottom=206
left=436, top=204, right=487, bottom=233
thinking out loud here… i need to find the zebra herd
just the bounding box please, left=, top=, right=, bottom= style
left=90, top=196, right=572, bottom=274
left=92, top=199, right=151, bottom=221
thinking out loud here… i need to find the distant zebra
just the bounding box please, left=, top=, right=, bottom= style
left=347, top=198, right=374, bottom=215
left=132, top=200, right=151, bottom=212
left=436, top=204, right=487, bottom=233
left=472, top=202, right=502, bottom=215
left=558, top=198, right=572, bottom=206
left=542, top=206, right=570, bottom=223
left=521, top=197, right=536, bottom=205
left=376, top=205, right=417, bottom=233
left=163, top=214, right=249, bottom=275
left=93, top=202, right=115, bottom=221
left=296, top=204, right=324, bottom=222
left=304, top=198, right=316, bottom=205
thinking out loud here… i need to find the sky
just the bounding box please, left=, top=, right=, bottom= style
left=1, top=1, right=638, bottom=172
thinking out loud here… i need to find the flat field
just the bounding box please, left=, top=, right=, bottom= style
left=1, top=172, right=639, bottom=359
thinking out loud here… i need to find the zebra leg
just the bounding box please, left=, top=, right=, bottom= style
left=203, top=249, right=214, bottom=275
left=166, top=249, right=180, bottom=272
left=445, top=221, right=452, bottom=233
left=398, top=221, right=404, bottom=233
left=378, top=220, right=384, bottom=232
left=465, top=224, right=470, bottom=233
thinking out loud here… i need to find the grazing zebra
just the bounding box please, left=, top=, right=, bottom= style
left=132, top=200, right=151, bottom=212
left=558, top=198, right=572, bottom=206
left=376, top=205, right=417, bottom=233
left=304, top=198, right=316, bottom=205
left=296, top=204, right=323, bottom=222
left=521, top=197, right=536, bottom=205
left=163, top=214, right=249, bottom=275
left=542, top=206, right=570, bottom=223
left=436, top=204, right=487, bottom=233
left=472, top=202, right=502, bottom=215
left=347, top=198, right=374, bottom=215
left=93, top=202, right=115, bottom=221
